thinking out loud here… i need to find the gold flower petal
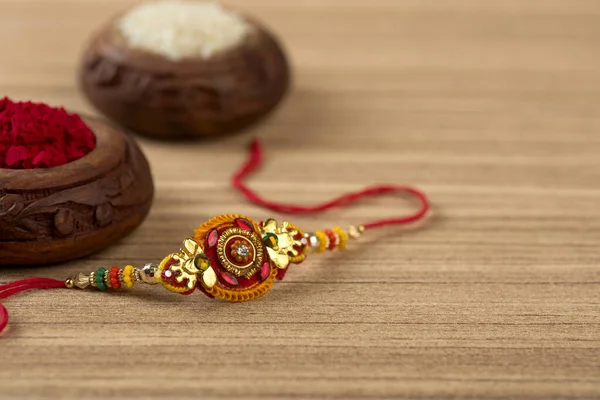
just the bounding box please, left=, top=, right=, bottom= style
left=202, top=267, right=217, bottom=288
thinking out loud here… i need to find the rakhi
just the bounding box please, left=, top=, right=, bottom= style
left=0, top=140, right=430, bottom=334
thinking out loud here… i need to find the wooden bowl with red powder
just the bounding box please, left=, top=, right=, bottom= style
left=0, top=98, right=154, bottom=266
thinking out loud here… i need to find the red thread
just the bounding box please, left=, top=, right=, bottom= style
left=232, top=140, right=430, bottom=230
left=0, top=278, right=65, bottom=335
left=0, top=97, right=96, bottom=169
left=0, top=139, right=430, bottom=335
left=0, top=305, right=7, bottom=334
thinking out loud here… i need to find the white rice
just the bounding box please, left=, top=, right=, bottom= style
left=117, top=1, right=250, bottom=60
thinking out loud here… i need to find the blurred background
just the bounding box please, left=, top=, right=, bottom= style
left=1, top=1, right=599, bottom=399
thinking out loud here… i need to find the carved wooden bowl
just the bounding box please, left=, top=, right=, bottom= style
left=0, top=117, right=154, bottom=266
left=79, top=15, right=290, bottom=140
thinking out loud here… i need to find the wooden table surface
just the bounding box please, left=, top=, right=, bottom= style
left=1, top=1, right=600, bottom=399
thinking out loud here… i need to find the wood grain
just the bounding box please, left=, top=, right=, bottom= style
left=1, top=0, right=599, bottom=399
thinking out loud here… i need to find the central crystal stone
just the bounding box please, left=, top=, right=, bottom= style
left=237, top=244, right=250, bottom=257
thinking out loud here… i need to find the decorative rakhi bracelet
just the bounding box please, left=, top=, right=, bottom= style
left=0, top=140, right=430, bottom=334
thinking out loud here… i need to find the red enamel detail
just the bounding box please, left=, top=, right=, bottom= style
left=204, top=237, right=264, bottom=289
left=197, top=284, right=216, bottom=299
left=293, top=231, right=307, bottom=257
left=161, top=258, right=190, bottom=289
left=161, top=269, right=175, bottom=282
left=259, top=262, right=271, bottom=282
left=276, top=268, right=288, bottom=281
left=325, top=229, right=337, bottom=250
left=235, top=218, right=254, bottom=232
left=207, top=229, right=219, bottom=247
left=218, top=270, right=239, bottom=287
left=165, top=258, right=177, bottom=269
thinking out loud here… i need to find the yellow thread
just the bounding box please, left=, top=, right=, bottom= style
left=206, top=266, right=278, bottom=302
left=333, top=227, right=348, bottom=250
left=289, top=253, right=306, bottom=263
left=162, top=282, right=193, bottom=293
left=123, top=265, right=135, bottom=288
left=194, top=214, right=261, bottom=244
left=315, top=230, right=328, bottom=253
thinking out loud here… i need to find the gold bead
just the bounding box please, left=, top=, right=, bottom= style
left=348, top=225, right=365, bottom=240
left=104, top=270, right=112, bottom=288
left=74, top=273, right=91, bottom=289
left=65, top=278, right=74, bottom=289
left=303, top=233, right=320, bottom=253
left=140, top=263, right=159, bottom=285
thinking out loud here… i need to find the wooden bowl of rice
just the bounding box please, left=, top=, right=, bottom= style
left=79, top=1, right=290, bottom=140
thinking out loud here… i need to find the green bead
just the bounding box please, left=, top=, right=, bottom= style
left=262, top=232, right=278, bottom=249
left=194, top=254, right=210, bottom=271
left=95, top=267, right=107, bottom=291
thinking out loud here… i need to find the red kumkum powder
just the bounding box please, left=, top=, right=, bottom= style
left=0, top=97, right=96, bottom=169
